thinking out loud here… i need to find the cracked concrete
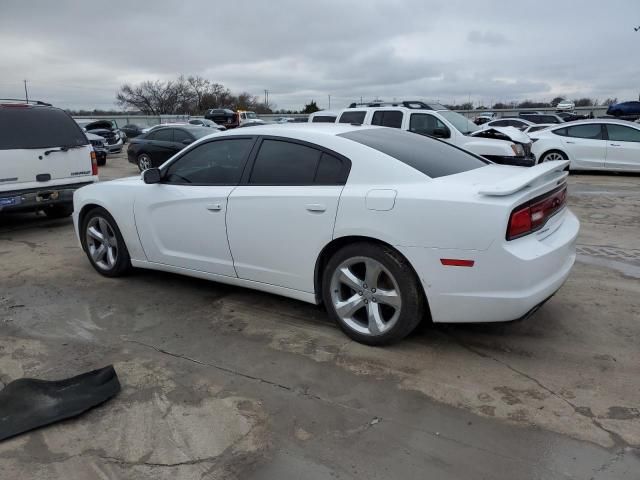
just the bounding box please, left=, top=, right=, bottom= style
left=0, top=156, right=639, bottom=478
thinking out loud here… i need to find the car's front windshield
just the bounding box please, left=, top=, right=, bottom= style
left=439, top=111, right=479, bottom=134
left=246, top=112, right=257, bottom=119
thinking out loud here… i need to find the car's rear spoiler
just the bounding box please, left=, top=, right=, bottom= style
left=478, top=160, right=569, bottom=196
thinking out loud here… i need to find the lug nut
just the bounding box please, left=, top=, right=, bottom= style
left=364, top=299, right=369, bottom=304
left=372, top=298, right=377, bottom=302
left=358, top=291, right=363, bottom=296
left=363, top=283, right=368, bottom=289
left=371, top=288, right=376, bottom=293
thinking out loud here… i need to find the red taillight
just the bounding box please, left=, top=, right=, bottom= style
left=91, top=151, right=98, bottom=175
left=507, top=185, right=567, bottom=240
left=440, top=259, right=475, bottom=267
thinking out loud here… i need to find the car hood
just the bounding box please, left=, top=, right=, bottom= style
left=85, top=132, right=104, bottom=141
left=471, top=126, right=530, bottom=144
left=88, top=128, right=113, bottom=136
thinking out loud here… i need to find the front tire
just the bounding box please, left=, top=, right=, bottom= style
left=80, top=207, right=131, bottom=277
left=322, top=242, right=425, bottom=346
left=137, top=153, right=152, bottom=172
left=539, top=150, right=568, bottom=163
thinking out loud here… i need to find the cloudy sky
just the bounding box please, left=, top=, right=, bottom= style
left=1, top=0, right=638, bottom=111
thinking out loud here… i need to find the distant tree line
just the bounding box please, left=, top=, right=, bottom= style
left=115, top=75, right=274, bottom=115
left=446, top=96, right=619, bottom=111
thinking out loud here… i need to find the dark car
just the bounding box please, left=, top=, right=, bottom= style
left=204, top=109, right=238, bottom=129
left=127, top=125, right=213, bottom=171
left=120, top=123, right=147, bottom=139
left=75, top=119, right=124, bottom=152
left=556, top=111, right=589, bottom=122
left=606, top=101, right=640, bottom=118
left=518, top=113, right=565, bottom=124
left=188, top=118, right=226, bottom=130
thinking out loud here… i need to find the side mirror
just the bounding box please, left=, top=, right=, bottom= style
left=433, top=127, right=450, bottom=139
left=142, top=168, right=161, bottom=184
left=181, top=139, right=192, bottom=145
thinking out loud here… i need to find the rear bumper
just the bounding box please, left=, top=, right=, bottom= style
left=398, top=209, right=579, bottom=323
left=0, top=181, right=95, bottom=213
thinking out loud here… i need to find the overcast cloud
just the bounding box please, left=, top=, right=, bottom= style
left=1, top=0, right=638, bottom=111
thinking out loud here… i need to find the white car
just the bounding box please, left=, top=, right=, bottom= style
left=523, top=123, right=554, bottom=134
left=480, top=118, right=534, bottom=131
left=530, top=119, right=640, bottom=171
left=308, top=111, right=339, bottom=123
left=73, top=125, right=578, bottom=345
left=335, top=103, right=535, bottom=167
left=556, top=100, right=576, bottom=111
left=1, top=100, right=98, bottom=217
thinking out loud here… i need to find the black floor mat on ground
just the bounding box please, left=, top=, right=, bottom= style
left=0, top=365, right=120, bottom=441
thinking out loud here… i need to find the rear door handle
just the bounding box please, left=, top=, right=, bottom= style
left=206, top=203, right=222, bottom=211
left=305, top=204, right=326, bottom=212
left=565, top=141, right=575, bottom=144
left=610, top=143, right=621, bottom=147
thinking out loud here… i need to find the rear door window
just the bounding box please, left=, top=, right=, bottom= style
left=173, top=129, right=193, bottom=143
left=0, top=106, right=88, bottom=150
left=371, top=110, right=403, bottom=128
left=338, top=111, right=366, bottom=124
left=249, top=139, right=322, bottom=185
left=606, top=124, right=640, bottom=143
left=339, top=128, right=488, bottom=178
left=152, top=128, right=174, bottom=142
left=566, top=124, right=603, bottom=139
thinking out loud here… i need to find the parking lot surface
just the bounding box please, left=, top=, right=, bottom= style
left=1, top=151, right=639, bottom=479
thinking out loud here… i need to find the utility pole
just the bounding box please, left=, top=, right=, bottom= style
left=24, top=79, right=29, bottom=102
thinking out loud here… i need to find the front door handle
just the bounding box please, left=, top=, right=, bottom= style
left=610, top=143, right=621, bottom=147
left=305, top=204, right=326, bottom=212
left=565, top=141, right=575, bottom=144
left=206, top=203, right=222, bottom=211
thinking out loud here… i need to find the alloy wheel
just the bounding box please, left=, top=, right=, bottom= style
left=329, top=256, right=402, bottom=336
left=138, top=154, right=152, bottom=171
left=543, top=152, right=565, bottom=162
left=85, top=216, right=118, bottom=271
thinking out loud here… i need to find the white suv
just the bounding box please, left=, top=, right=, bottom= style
left=335, top=101, right=535, bottom=167
left=0, top=100, right=98, bottom=218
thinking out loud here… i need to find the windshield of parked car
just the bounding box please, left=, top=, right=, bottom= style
left=0, top=107, right=88, bottom=149
left=246, top=112, right=257, bottom=119
left=438, top=110, right=479, bottom=134
left=339, top=128, right=488, bottom=179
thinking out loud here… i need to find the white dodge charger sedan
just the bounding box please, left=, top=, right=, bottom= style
left=73, top=125, right=579, bottom=345
left=530, top=119, right=640, bottom=172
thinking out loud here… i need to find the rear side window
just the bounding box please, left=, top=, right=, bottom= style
left=491, top=120, right=510, bottom=127
left=250, top=140, right=321, bottom=184
left=311, top=115, right=337, bottom=123
left=314, top=153, right=348, bottom=184
left=173, top=129, right=193, bottom=143
left=339, top=128, right=488, bottom=179
left=0, top=106, right=88, bottom=150
left=338, top=111, right=366, bottom=124
left=371, top=110, right=403, bottom=128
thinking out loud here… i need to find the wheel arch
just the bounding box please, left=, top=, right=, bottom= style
left=539, top=148, right=570, bottom=164
left=313, top=235, right=429, bottom=312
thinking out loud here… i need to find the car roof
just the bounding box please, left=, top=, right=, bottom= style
left=337, top=106, right=448, bottom=114
left=210, top=123, right=382, bottom=139
left=536, top=119, right=640, bottom=131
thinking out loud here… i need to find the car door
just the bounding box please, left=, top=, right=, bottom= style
left=408, top=113, right=452, bottom=142
left=133, top=137, right=256, bottom=276
left=604, top=124, right=640, bottom=171
left=226, top=137, right=350, bottom=292
left=558, top=124, right=606, bottom=169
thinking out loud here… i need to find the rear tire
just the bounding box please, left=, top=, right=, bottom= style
left=80, top=207, right=131, bottom=277
left=322, top=242, right=425, bottom=346
left=97, top=157, right=106, bottom=167
left=44, top=204, right=73, bottom=218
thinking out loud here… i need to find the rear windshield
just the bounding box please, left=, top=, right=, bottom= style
left=0, top=106, right=88, bottom=150
left=338, top=128, right=488, bottom=178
